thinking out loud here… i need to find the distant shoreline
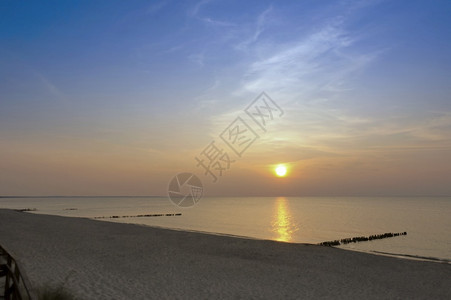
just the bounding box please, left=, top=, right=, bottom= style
left=2, top=195, right=451, bottom=198
left=0, top=195, right=165, bottom=198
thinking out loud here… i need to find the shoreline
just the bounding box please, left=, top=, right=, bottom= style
left=1, top=209, right=450, bottom=299
left=97, top=219, right=451, bottom=265
left=22, top=210, right=451, bottom=265
left=338, top=247, right=451, bottom=265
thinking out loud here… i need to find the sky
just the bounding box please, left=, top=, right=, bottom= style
left=1, top=0, right=450, bottom=197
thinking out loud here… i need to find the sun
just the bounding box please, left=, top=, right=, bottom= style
left=275, top=164, right=287, bottom=177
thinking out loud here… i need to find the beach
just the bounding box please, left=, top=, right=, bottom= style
left=0, top=209, right=449, bottom=299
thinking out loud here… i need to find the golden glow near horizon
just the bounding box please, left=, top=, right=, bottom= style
left=275, top=164, right=287, bottom=177
left=272, top=197, right=298, bottom=242
left=2, top=2, right=451, bottom=197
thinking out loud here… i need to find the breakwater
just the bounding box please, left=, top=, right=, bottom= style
left=94, top=213, right=182, bottom=219
left=318, top=232, right=407, bottom=247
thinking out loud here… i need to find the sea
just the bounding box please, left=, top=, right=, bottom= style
left=1, top=196, right=450, bottom=263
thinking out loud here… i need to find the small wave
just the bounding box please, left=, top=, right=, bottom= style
left=370, top=250, right=450, bottom=264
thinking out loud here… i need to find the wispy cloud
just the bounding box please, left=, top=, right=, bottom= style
left=200, top=17, right=235, bottom=27
left=240, top=19, right=366, bottom=96
left=235, top=5, right=273, bottom=51
left=34, top=71, right=70, bottom=104
left=288, top=109, right=451, bottom=156
left=188, top=0, right=451, bottom=165
left=202, top=7, right=382, bottom=147
left=188, top=0, right=211, bottom=17
left=146, top=0, right=169, bottom=15
left=188, top=0, right=235, bottom=27
left=188, top=52, right=205, bottom=66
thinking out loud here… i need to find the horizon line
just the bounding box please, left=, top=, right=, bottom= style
left=1, top=195, right=450, bottom=198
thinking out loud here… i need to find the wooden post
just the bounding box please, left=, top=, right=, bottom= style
left=0, top=245, right=36, bottom=300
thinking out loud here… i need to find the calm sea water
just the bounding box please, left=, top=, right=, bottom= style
left=1, top=196, right=450, bottom=262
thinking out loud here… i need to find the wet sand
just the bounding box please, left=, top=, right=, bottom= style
left=0, top=209, right=449, bottom=299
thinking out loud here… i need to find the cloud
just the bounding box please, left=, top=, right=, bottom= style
left=240, top=19, right=364, bottom=95
left=146, top=0, right=169, bottom=15
left=188, top=0, right=211, bottom=17
left=290, top=109, right=451, bottom=155
left=188, top=52, right=205, bottom=66
left=33, top=71, right=70, bottom=104
left=188, top=0, right=235, bottom=27
left=186, top=1, right=407, bottom=159
left=203, top=12, right=383, bottom=148
left=235, top=5, right=273, bottom=51
left=200, top=17, right=235, bottom=27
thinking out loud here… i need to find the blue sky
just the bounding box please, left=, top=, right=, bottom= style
left=1, top=0, right=450, bottom=196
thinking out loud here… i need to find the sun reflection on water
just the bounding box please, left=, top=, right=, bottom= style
left=271, top=197, right=299, bottom=242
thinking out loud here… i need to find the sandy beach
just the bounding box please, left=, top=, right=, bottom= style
left=0, top=209, right=449, bottom=299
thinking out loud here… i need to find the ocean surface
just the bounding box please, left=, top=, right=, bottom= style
left=1, top=196, right=450, bottom=262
